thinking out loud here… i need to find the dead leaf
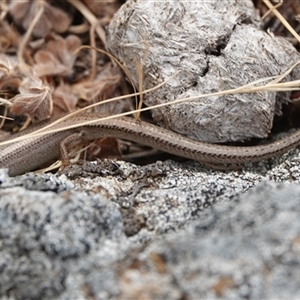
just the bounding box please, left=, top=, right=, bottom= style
left=9, top=0, right=72, bottom=38
left=0, top=54, right=18, bottom=80
left=34, top=35, right=81, bottom=77
left=72, top=65, right=121, bottom=102
left=52, top=81, right=78, bottom=113
left=10, top=71, right=53, bottom=122
left=84, top=137, right=121, bottom=161
left=82, top=0, right=120, bottom=20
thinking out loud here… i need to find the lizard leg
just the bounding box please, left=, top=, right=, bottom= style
left=60, top=132, right=84, bottom=166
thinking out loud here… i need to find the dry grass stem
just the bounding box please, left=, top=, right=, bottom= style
left=262, top=0, right=282, bottom=19
left=263, top=0, right=300, bottom=44
left=0, top=97, right=12, bottom=106
left=69, top=21, right=90, bottom=34
left=135, top=39, right=149, bottom=120
left=17, top=1, right=44, bottom=73
left=89, top=23, right=97, bottom=81
left=0, top=61, right=299, bottom=147
left=67, top=0, right=106, bottom=46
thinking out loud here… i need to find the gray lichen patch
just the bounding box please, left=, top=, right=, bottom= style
left=107, top=0, right=300, bottom=142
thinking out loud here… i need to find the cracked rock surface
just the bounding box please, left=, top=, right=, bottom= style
left=107, top=0, right=300, bottom=142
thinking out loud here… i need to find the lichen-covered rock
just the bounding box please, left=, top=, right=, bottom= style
left=107, top=0, right=300, bottom=142
left=2, top=151, right=300, bottom=299
left=0, top=185, right=123, bottom=299
left=118, top=181, right=300, bottom=299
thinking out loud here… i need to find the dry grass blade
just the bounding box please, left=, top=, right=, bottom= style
left=17, top=1, right=44, bottom=73
left=266, top=61, right=300, bottom=85
left=67, top=0, right=106, bottom=46
left=262, top=0, right=282, bottom=19
left=0, top=60, right=299, bottom=147
left=0, top=97, right=12, bottom=106
left=1, top=1, right=300, bottom=159
left=0, top=71, right=180, bottom=145
left=263, top=0, right=300, bottom=44
left=135, top=39, right=149, bottom=120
